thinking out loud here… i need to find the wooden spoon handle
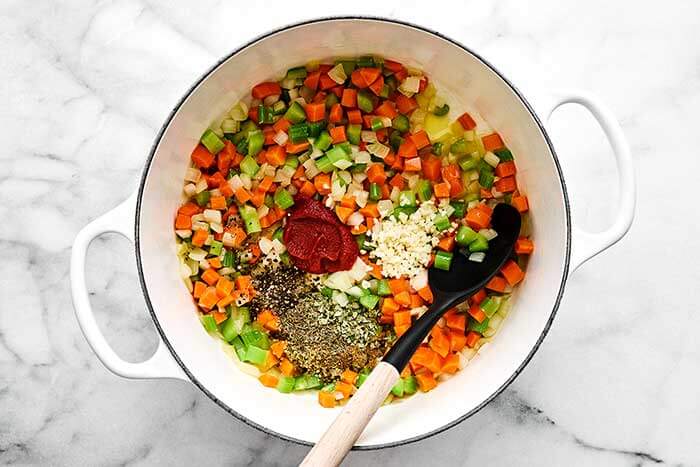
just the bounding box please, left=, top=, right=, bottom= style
left=300, top=361, right=400, bottom=467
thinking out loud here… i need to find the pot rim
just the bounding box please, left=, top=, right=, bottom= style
left=134, top=15, right=572, bottom=450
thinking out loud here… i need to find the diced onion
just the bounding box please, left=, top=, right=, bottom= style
left=210, top=222, right=223, bottom=234
left=188, top=248, right=207, bottom=261
left=361, top=131, right=377, bottom=143
left=175, top=229, right=192, bottom=239
left=273, top=130, right=288, bottom=146
left=353, top=151, right=371, bottom=164
left=183, top=183, right=197, bottom=197
left=218, top=267, right=235, bottom=276
left=479, top=228, right=498, bottom=241
left=203, top=209, right=222, bottom=224
left=327, top=63, right=347, bottom=84
left=352, top=172, right=367, bottom=184
left=199, top=259, right=211, bottom=270
left=354, top=190, right=369, bottom=208
left=367, top=142, right=390, bottom=159
left=257, top=205, right=269, bottom=219
left=484, top=151, right=500, bottom=167
left=271, top=239, right=286, bottom=254
left=222, top=232, right=236, bottom=248
left=377, top=200, right=394, bottom=217
left=179, top=262, right=192, bottom=279
left=263, top=94, right=280, bottom=106
left=410, top=268, right=428, bottom=290
left=399, top=76, right=421, bottom=95
left=337, top=170, right=352, bottom=185
left=192, top=221, right=208, bottom=231
left=259, top=237, right=274, bottom=255
left=184, top=167, right=201, bottom=182
left=221, top=119, right=238, bottom=134
left=389, top=186, right=400, bottom=202
left=469, top=252, right=486, bottom=263
left=347, top=212, right=364, bottom=226
left=229, top=175, right=243, bottom=191
left=229, top=101, right=248, bottom=121
left=280, top=77, right=299, bottom=89
left=195, top=178, right=208, bottom=194
left=239, top=173, right=252, bottom=190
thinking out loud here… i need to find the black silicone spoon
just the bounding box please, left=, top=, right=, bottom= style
left=301, top=203, right=522, bottom=467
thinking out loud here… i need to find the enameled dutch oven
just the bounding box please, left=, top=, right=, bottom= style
left=70, top=17, right=635, bottom=449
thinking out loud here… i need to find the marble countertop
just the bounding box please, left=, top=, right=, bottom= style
left=1, top=1, right=698, bottom=465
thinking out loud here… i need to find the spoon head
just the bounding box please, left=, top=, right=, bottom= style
left=429, top=203, right=521, bottom=296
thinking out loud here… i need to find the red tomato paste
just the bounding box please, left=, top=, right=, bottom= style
left=283, top=197, right=359, bottom=274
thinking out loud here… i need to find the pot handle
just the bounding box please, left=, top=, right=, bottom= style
left=540, top=90, right=636, bottom=273
left=70, top=192, right=187, bottom=380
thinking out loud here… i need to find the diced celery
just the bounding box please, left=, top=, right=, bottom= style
left=239, top=204, right=262, bottom=234
left=231, top=336, right=247, bottom=361
left=358, top=90, right=374, bottom=113
left=423, top=113, right=451, bottom=141
left=392, top=114, right=409, bottom=133
left=277, top=376, right=296, bottom=393
left=369, top=183, right=382, bottom=201
left=240, top=155, right=260, bottom=177
left=194, top=190, right=210, bottom=207
left=456, top=226, right=478, bottom=246
left=200, top=314, right=217, bottom=333
left=468, top=234, right=489, bottom=252
left=416, top=179, right=432, bottom=202
left=359, top=294, right=380, bottom=310
left=347, top=124, right=362, bottom=145
left=244, top=345, right=268, bottom=365
left=284, top=101, right=307, bottom=123
left=468, top=316, right=490, bottom=333
left=403, top=376, right=418, bottom=395
left=247, top=130, right=264, bottom=157
left=201, top=129, right=225, bottom=154
left=314, top=131, right=332, bottom=151
left=294, top=374, right=322, bottom=391
left=377, top=280, right=392, bottom=297
left=480, top=296, right=502, bottom=317
left=391, top=379, right=405, bottom=397
left=274, top=188, right=295, bottom=209
left=241, top=327, right=270, bottom=350
left=434, top=214, right=450, bottom=231
left=314, top=155, right=334, bottom=173
left=209, top=240, right=223, bottom=257
left=434, top=251, right=453, bottom=271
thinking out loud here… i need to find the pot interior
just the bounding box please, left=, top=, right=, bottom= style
left=137, top=18, right=569, bottom=447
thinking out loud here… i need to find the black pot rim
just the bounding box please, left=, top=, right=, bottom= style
left=134, top=15, right=571, bottom=451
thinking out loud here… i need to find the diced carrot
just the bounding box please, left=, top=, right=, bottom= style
left=485, top=275, right=507, bottom=293
left=394, top=291, right=411, bottom=307
left=397, top=138, right=417, bottom=158
left=437, top=235, right=455, bottom=252
left=201, top=269, right=220, bottom=286
left=234, top=187, right=252, bottom=204
left=350, top=224, right=367, bottom=235
left=494, top=176, right=517, bottom=193
left=252, top=82, right=281, bottom=100
left=319, top=73, right=337, bottom=91
left=215, top=277, right=234, bottom=298
left=482, top=132, right=505, bottom=151
left=501, top=260, right=525, bottom=285
left=249, top=189, right=265, bottom=208
left=273, top=117, right=291, bottom=133
left=515, top=237, right=534, bottom=255
left=368, top=74, right=384, bottom=96
left=415, top=371, right=437, bottom=392
left=429, top=327, right=451, bottom=358
left=388, top=279, right=410, bottom=295
left=335, top=206, right=353, bottom=223
left=234, top=275, right=252, bottom=291
left=333, top=381, right=353, bottom=399
left=329, top=125, right=346, bottom=144
left=403, top=156, right=422, bottom=172
left=259, top=373, right=279, bottom=388
left=358, top=203, right=379, bottom=218
left=411, top=347, right=442, bottom=374
left=365, top=164, right=387, bottom=185
left=277, top=358, right=295, bottom=377
left=350, top=69, right=369, bottom=88
left=174, top=213, right=192, bottom=230
left=270, top=340, right=287, bottom=358
left=470, top=288, right=487, bottom=305
left=381, top=297, right=400, bottom=315
left=198, top=287, right=219, bottom=309
left=339, top=195, right=356, bottom=209
left=209, top=311, right=226, bottom=325
left=383, top=59, right=405, bottom=73
left=369, top=262, right=383, bottom=279
left=365, top=216, right=375, bottom=229
left=219, top=183, right=234, bottom=198
left=216, top=294, right=235, bottom=309
left=395, top=323, right=411, bottom=337
left=512, top=195, right=529, bottom=213
left=318, top=390, right=337, bottom=408
left=457, top=112, right=476, bottom=130
left=286, top=140, right=310, bottom=154
left=465, top=207, right=491, bottom=230
left=389, top=173, right=405, bottom=190
left=178, top=202, right=202, bottom=216
left=445, top=312, right=466, bottom=332
left=393, top=310, right=412, bottom=327
left=209, top=195, right=226, bottom=210
left=341, top=88, right=357, bottom=108
left=480, top=188, right=493, bottom=199
left=410, top=130, right=430, bottom=150
left=422, top=155, right=442, bottom=181
left=468, top=305, right=487, bottom=323
left=466, top=331, right=481, bottom=348
left=417, top=286, right=434, bottom=303
left=328, top=103, right=343, bottom=124
left=217, top=145, right=233, bottom=174
left=358, top=67, right=381, bottom=86
left=495, top=161, right=516, bottom=177
left=441, top=353, right=461, bottom=374
left=191, top=229, right=209, bottom=247
left=191, top=144, right=215, bottom=169
left=299, top=180, right=316, bottom=197
left=374, top=100, right=398, bottom=119
left=266, top=145, right=287, bottom=167
left=409, top=294, right=423, bottom=309
left=303, top=71, right=321, bottom=91
left=449, top=331, right=467, bottom=352
left=314, top=173, right=331, bottom=195
left=193, top=281, right=207, bottom=299
left=259, top=214, right=273, bottom=229
left=347, top=109, right=362, bottom=124
left=341, top=369, right=358, bottom=385
left=433, top=182, right=450, bottom=198
left=395, top=94, right=418, bottom=115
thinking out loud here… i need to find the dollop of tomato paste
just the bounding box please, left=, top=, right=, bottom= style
left=283, top=197, right=359, bottom=274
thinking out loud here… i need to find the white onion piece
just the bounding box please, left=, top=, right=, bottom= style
left=347, top=211, right=364, bottom=227
left=273, top=131, right=288, bottom=146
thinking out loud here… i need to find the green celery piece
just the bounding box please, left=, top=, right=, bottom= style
left=277, top=376, right=296, bottom=393
left=307, top=120, right=326, bottom=137
left=222, top=250, right=236, bottom=268
left=468, top=316, right=490, bottom=333
left=240, top=327, right=270, bottom=350
left=357, top=55, right=375, bottom=67
left=240, top=155, right=260, bottom=177
left=314, top=155, right=334, bottom=173
left=274, top=188, right=295, bottom=209
left=434, top=214, right=450, bottom=231
left=480, top=296, right=501, bottom=317
left=493, top=147, right=514, bottom=161
left=231, top=336, right=247, bottom=361
left=434, top=251, right=453, bottom=271
left=284, top=101, right=307, bottom=123
left=284, top=155, right=299, bottom=169
left=468, top=234, right=489, bottom=252
left=456, top=225, right=478, bottom=246
left=356, top=373, right=369, bottom=387
left=325, top=93, right=339, bottom=109
left=326, top=146, right=350, bottom=165
left=244, top=345, right=268, bottom=365
left=194, top=190, right=210, bottom=207
left=450, top=138, right=469, bottom=155
left=347, top=124, right=362, bottom=145
left=208, top=240, right=223, bottom=257
left=357, top=90, right=374, bottom=113
left=355, top=233, right=366, bottom=250
left=416, top=179, right=432, bottom=202
left=294, top=374, right=322, bottom=391
left=201, top=129, right=225, bottom=154
left=272, top=227, right=284, bottom=242
left=289, top=123, right=310, bottom=143
left=403, top=376, right=418, bottom=395
left=392, top=114, right=409, bottom=133
left=450, top=201, right=466, bottom=218
left=369, top=183, right=382, bottom=201
left=459, top=154, right=479, bottom=171
left=200, top=314, right=217, bottom=333
left=220, top=316, right=239, bottom=342
left=285, top=66, right=307, bottom=80
left=359, top=294, right=380, bottom=310
left=247, top=130, right=264, bottom=157
left=376, top=280, right=391, bottom=296
left=391, top=379, right=405, bottom=397
left=479, top=166, right=495, bottom=189
left=314, top=131, right=332, bottom=151
left=239, top=204, right=262, bottom=234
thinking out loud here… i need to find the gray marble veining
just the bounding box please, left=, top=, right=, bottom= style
left=1, top=1, right=698, bottom=465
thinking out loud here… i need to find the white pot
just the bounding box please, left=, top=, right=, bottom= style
left=70, top=18, right=635, bottom=449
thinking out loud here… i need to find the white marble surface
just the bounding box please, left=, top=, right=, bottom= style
left=1, top=0, right=698, bottom=465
